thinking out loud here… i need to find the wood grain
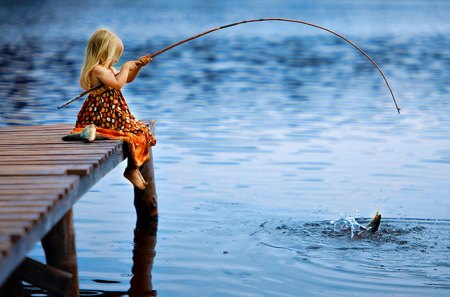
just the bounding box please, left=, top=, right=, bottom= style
left=0, top=123, right=126, bottom=292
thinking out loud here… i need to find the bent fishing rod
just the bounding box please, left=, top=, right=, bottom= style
left=58, top=18, right=401, bottom=113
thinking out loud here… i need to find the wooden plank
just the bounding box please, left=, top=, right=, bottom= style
left=0, top=207, right=45, bottom=242
left=0, top=147, right=111, bottom=155
left=0, top=131, right=69, bottom=136
left=0, top=200, right=54, bottom=208
left=0, top=124, right=72, bottom=132
left=0, top=232, right=28, bottom=246
left=0, top=141, right=120, bottom=152
left=0, top=128, right=72, bottom=135
left=0, top=213, right=41, bottom=222
left=0, top=145, right=117, bottom=151
left=0, top=133, right=69, bottom=138
left=0, top=226, right=26, bottom=236
left=0, top=123, right=131, bottom=288
left=0, top=164, right=93, bottom=176
left=0, top=142, right=119, bottom=147
left=0, top=132, right=73, bottom=137
left=0, top=148, right=116, bottom=154
left=0, top=175, right=79, bottom=185
left=0, top=186, right=67, bottom=194
left=0, top=235, right=12, bottom=255
left=0, top=227, right=27, bottom=242
left=0, top=130, right=117, bottom=136
left=0, top=206, right=48, bottom=215
left=0, top=221, right=37, bottom=243
left=0, top=126, right=71, bottom=131
left=0, top=221, right=34, bottom=230
left=0, top=188, right=66, bottom=196
left=13, top=257, right=74, bottom=297
left=0, top=184, right=75, bottom=190
left=0, top=160, right=100, bottom=167
left=0, top=160, right=101, bottom=168
left=0, top=159, right=105, bottom=170
left=0, top=155, right=106, bottom=162
left=0, top=140, right=119, bottom=145
left=0, top=194, right=61, bottom=201
left=0, top=143, right=120, bottom=149
left=0, top=153, right=114, bottom=162
left=0, top=151, right=112, bottom=158
left=0, top=135, right=71, bottom=141
left=0, top=167, right=68, bottom=175
left=0, top=135, right=121, bottom=147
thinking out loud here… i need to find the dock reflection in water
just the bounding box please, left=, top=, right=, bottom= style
left=129, top=220, right=158, bottom=297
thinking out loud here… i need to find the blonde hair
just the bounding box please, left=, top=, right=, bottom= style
left=80, top=28, right=124, bottom=90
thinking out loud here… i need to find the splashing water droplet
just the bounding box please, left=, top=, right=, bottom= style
left=330, top=213, right=367, bottom=238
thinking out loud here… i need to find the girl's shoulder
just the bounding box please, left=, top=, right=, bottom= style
left=91, top=65, right=113, bottom=88
left=92, top=64, right=110, bottom=75
left=92, top=65, right=118, bottom=76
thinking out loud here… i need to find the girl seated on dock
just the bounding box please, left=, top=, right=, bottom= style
left=72, top=28, right=156, bottom=190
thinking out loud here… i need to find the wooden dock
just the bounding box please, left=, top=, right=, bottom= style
left=0, top=123, right=157, bottom=296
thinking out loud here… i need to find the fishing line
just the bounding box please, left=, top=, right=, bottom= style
left=58, top=18, right=401, bottom=113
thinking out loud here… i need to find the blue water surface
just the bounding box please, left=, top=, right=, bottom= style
left=0, top=0, right=449, bottom=296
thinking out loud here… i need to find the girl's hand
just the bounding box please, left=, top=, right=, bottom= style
left=137, top=55, right=153, bottom=66
left=123, top=61, right=139, bottom=71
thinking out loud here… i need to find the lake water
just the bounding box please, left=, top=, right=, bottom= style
left=1, top=0, right=449, bottom=296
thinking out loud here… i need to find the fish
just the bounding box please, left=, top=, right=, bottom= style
left=365, top=210, right=381, bottom=234
left=62, top=124, right=109, bottom=143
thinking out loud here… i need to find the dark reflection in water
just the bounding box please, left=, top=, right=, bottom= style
left=22, top=210, right=158, bottom=297
left=129, top=220, right=158, bottom=297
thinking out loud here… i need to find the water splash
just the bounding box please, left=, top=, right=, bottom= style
left=330, top=212, right=371, bottom=238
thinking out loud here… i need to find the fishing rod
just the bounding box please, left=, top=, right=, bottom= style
left=58, top=18, right=401, bottom=113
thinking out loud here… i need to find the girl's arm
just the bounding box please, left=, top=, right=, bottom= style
left=126, top=65, right=141, bottom=83
left=92, top=61, right=138, bottom=90
left=126, top=55, right=152, bottom=83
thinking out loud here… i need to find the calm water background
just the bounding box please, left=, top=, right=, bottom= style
left=1, top=0, right=449, bottom=296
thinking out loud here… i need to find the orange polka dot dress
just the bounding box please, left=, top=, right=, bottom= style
left=72, top=85, right=156, bottom=167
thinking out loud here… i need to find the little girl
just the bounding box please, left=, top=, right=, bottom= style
left=72, top=28, right=156, bottom=190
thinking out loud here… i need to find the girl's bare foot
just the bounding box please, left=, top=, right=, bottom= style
left=124, top=168, right=147, bottom=190
left=137, top=170, right=148, bottom=188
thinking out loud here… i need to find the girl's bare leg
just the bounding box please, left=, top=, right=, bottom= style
left=124, top=157, right=148, bottom=190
